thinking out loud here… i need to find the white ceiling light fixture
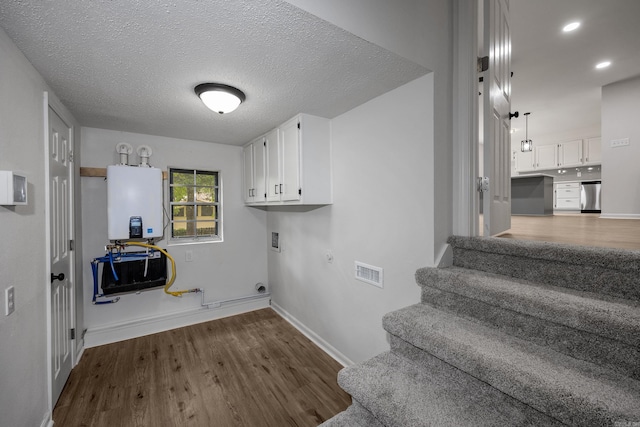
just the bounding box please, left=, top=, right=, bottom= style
left=521, top=112, right=533, bottom=152
left=595, top=61, right=611, bottom=69
left=195, top=83, right=246, bottom=114
left=562, top=21, right=581, bottom=32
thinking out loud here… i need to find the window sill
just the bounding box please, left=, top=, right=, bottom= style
left=168, top=237, right=223, bottom=247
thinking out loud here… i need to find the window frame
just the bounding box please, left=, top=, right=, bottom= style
left=168, top=167, right=222, bottom=244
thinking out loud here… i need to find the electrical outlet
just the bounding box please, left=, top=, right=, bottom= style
left=5, top=286, right=15, bottom=316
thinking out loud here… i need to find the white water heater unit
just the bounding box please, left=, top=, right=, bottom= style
left=107, top=165, right=163, bottom=240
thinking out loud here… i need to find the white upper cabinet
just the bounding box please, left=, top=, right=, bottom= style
left=515, top=150, right=535, bottom=172
left=243, top=135, right=267, bottom=203
left=535, top=144, right=557, bottom=170
left=558, top=139, right=583, bottom=167
left=584, top=137, right=602, bottom=165
left=249, top=113, right=331, bottom=206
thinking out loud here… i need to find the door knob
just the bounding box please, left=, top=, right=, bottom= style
left=51, top=273, right=65, bottom=283
left=509, top=111, right=519, bottom=120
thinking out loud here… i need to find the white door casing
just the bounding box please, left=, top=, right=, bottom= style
left=48, top=106, right=74, bottom=405
left=482, top=0, right=512, bottom=236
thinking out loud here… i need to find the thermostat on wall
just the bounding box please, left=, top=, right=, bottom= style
left=0, top=171, right=27, bottom=206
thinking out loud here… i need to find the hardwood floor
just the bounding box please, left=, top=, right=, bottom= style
left=497, top=214, right=640, bottom=250
left=53, top=309, right=351, bottom=427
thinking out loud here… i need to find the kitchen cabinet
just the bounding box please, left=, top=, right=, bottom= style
left=243, top=135, right=267, bottom=203
left=515, top=150, right=535, bottom=172
left=535, top=145, right=557, bottom=170
left=584, top=137, right=602, bottom=165
left=558, top=140, right=583, bottom=167
left=249, top=113, right=331, bottom=206
left=554, top=182, right=580, bottom=210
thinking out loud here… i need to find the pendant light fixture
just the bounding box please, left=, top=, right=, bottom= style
left=195, top=83, right=246, bottom=114
left=521, top=112, right=533, bottom=152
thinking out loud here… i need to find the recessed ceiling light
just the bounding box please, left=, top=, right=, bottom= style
left=595, top=61, right=611, bottom=69
left=563, top=22, right=581, bottom=32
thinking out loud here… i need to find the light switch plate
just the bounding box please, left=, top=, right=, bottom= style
left=611, top=138, right=630, bottom=148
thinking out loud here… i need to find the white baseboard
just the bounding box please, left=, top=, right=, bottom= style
left=271, top=302, right=353, bottom=368
left=599, top=213, right=640, bottom=220
left=84, top=297, right=271, bottom=348
left=40, top=413, right=54, bottom=427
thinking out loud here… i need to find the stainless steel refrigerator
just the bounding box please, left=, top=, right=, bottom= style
left=580, top=181, right=601, bottom=213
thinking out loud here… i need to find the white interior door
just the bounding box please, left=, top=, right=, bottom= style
left=482, top=0, right=512, bottom=236
left=49, top=106, right=73, bottom=405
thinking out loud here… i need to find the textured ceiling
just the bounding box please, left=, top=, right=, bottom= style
left=0, top=0, right=428, bottom=146
left=510, top=0, right=640, bottom=143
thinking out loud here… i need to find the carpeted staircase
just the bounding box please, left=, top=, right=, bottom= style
left=320, top=236, right=640, bottom=426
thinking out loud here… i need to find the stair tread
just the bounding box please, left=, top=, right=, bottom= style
left=338, top=351, right=563, bottom=427
left=448, top=236, right=640, bottom=272
left=417, top=266, right=640, bottom=347
left=384, top=304, right=640, bottom=425
left=318, top=401, right=385, bottom=427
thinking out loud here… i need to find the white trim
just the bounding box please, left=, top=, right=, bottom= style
left=599, top=214, right=640, bottom=220
left=74, top=345, right=85, bottom=368
left=40, top=412, right=53, bottom=427
left=43, top=91, right=53, bottom=418
left=271, top=302, right=353, bottom=368
left=452, top=0, right=480, bottom=237
left=84, top=297, right=271, bottom=348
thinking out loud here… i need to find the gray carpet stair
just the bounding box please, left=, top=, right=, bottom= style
left=320, top=236, right=640, bottom=427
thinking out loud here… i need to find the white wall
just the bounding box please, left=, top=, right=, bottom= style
left=601, top=75, right=640, bottom=218
left=80, top=128, right=268, bottom=343
left=271, top=0, right=452, bottom=363
left=287, top=0, right=453, bottom=264
left=0, top=26, right=80, bottom=427
left=270, top=75, right=434, bottom=364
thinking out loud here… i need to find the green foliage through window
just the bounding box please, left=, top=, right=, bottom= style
left=169, top=168, right=220, bottom=240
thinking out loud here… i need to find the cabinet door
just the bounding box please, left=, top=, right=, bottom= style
left=536, top=145, right=557, bottom=169
left=279, top=118, right=301, bottom=201
left=266, top=130, right=281, bottom=202
left=242, top=144, right=254, bottom=203
left=558, top=140, right=583, bottom=167
left=585, top=137, right=601, bottom=164
left=515, top=150, right=535, bottom=172
left=253, top=136, right=267, bottom=202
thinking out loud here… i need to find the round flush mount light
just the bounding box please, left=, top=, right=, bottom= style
left=562, top=21, right=581, bottom=32
left=595, top=61, right=611, bottom=69
left=194, top=83, right=246, bottom=114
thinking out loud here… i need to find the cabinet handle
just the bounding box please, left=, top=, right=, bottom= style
left=279, top=184, right=283, bottom=194
left=274, top=184, right=279, bottom=194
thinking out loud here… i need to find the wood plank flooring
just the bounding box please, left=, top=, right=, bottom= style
left=498, top=214, right=640, bottom=250
left=53, top=309, right=351, bottom=427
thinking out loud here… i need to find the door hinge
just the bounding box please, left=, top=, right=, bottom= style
left=478, top=56, right=489, bottom=72
left=264, top=140, right=266, bottom=147
left=69, top=239, right=74, bottom=251
left=69, top=150, right=74, bottom=163
left=297, top=122, right=300, bottom=130
left=70, top=328, right=76, bottom=340
left=477, top=177, right=489, bottom=193
left=298, top=188, right=302, bottom=196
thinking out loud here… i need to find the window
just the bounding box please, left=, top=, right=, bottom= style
left=169, top=168, right=220, bottom=241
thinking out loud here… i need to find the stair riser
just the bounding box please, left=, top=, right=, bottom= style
left=420, top=286, right=640, bottom=381
left=452, top=247, right=640, bottom=301
left=388, top=337, right=564, bottom=426
left=383, top=308, right=639, bottom=427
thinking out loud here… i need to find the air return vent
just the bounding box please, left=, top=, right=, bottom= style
left=354, top=261, right=383, bottom=288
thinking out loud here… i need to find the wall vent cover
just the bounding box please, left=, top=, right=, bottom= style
left=354, top=261, right=383, bottom=288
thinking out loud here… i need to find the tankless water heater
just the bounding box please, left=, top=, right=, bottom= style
left=107, top=165, right=163, bottom=240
